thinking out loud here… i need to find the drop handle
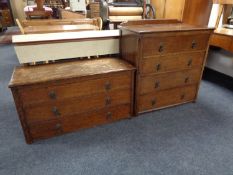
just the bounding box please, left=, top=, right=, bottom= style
left=151, top=99, right=156, bottom=106
left=106, top=112, right=112, bottom=120
left=158, top=43, right=164, bottom=52
left=105, top=97, right=112, bottom=106
left=154, top=81, right=160, bottom=89
left=49, top=91, right=56, bottom=100
left=55, top=123, right=61, bottom=129
left=52, top=107, right=61, bottom=117
left=191, top=40, right=197, bottom=49
left=105, top=82, right=111, bottom=91
left=187, top=59, right=192, bottom=67
left=155, top=64, right=161, bottom=71
left=185, top=77, right=190, bottom=83
left=180, top=94, right=185, bottom=100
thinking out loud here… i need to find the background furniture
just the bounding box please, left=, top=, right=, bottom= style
left=151, top=0, right=185, bottom=20
left=100, top=0, right=145, bottom=29
left=69, top=0, right=86, bottom=13
left=9, top=0, right=213, bottom=23
left=16, top=18, right=102, bottom=34
left=24, top=5, right=53, bottom=19
left=120, top=20, right=213, bottom=115
left=9, top=58, right=135, bottom=144
left=0, top=0, right=13, bottom=27
left=210, top=0, right=233, bottom=52
left=59, top=8, right=86, bottom=19
left=44, top=0, right=66, bottom=18
left=151, top=0, right=213, bottom=25
left=182, top=0, right=213, bottom=26
left=90, top=2, right=100, bottom=18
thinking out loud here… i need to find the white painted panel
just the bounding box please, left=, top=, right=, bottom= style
left=15, top=39, right=120, bottom=64
left=12, top=30, right=120, bottom=44
left=208, top=4, right=220, bottom=27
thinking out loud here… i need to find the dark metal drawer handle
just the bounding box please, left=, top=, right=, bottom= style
left=158, top=43, right=164, bottom=52
left=106, top=112, right=112, bottom=120
left=55, top=123, right=61, bottom=129
left=105, top=82, right=111, bottom=91
left=52, top=107, right=61, bottom=117
left=49, top=91, right=56, bottom=100
left=155, top=81, right=160, bottom=89
left=180, top=94, right=185, bottom=100
left=151, top=99, right=156, bottom=106
left=185, top=77, right=190, bottom=83
left=191, top=40, right=197, bottom=49
left=187, top=59, right=192, bottom=67
left=156, top=64, right=161, bottom=71
left=105, top=97, right=112, bottom=106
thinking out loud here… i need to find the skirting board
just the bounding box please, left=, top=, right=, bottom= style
left=12, top=30, right=120, bottom=64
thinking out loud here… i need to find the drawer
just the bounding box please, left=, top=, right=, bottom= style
left=63, top=104, right=131, bottom=133
left=139, top=68, right=202, bottom=94
left=29, top=104, right=131, bottom=141
left=24, top=89, right=131, bottom=123
left=210, top=33, right=232, bottom=51
left=140, top=51, right=206, bottom=75
left=29, top=120, right=63, bottom=140
left=142, top=34, right=210, bottom=57
left=19, top=72, right=132, bottom=107
left=138, top=85, right=197, bottom=112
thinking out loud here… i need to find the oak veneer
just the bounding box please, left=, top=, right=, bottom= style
left=210, top=28, right=233, bottom=52
left=9, top=58, right=135, bottom=143
left=120, top=20, right=214, bottom=114
left=16, top=18, right=102, bottom=34
left=140, top=51, right=206, bottom=75
left=182, top=0, right=213, bottom=26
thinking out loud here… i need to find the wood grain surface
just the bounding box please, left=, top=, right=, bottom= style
left=120, top=20, right=213, bottom=114
left=9, top=58, right=134, bottom=87
left=9, top=58, right=135, bottom=143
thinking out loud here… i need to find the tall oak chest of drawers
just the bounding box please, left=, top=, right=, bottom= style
left=120, top=20, right=214, bottom=115
left=9, top=58, right=135, bottom=144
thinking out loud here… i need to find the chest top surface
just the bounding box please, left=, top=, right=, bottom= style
left=9, top=58, right=135, bottom=87
left=120, top=23, right=214, bottom=34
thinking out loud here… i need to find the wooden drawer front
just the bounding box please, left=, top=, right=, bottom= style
left=29, top=120, right=63, bottom=140
left=20, top=72, right=131, bottom=107
left=140, top=68, right=201, bottom=95
left=142, top=34, right=209, bottom=57
left=24, top=89, right=131, bottom=123
left=29, top=104, right=130, bottom=141
left=141, top=51, right=205, bottom=75
left=138, top=85, right=197, bottom=112
left=63, top=104, right=130, bottom=133
left=210, top=33, right=232, bottom=52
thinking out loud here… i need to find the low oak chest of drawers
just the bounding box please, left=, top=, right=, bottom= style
left=9, top=58, right=135, bottom=143
left=120, top=20, right=214, bottom=114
